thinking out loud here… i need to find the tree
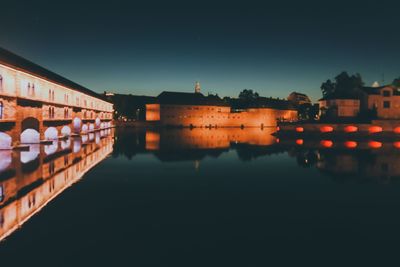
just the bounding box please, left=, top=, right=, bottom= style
left=392, top=77, right=400, bottom=88
left=238, top=89, right=259, bottom=101
left=320, top=71, right=364, bottom=99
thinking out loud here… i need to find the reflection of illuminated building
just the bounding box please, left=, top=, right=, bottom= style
left=0, top=133, right=113, bottom=241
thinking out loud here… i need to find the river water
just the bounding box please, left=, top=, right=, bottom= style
left=1, top=127, right=400, bottom=266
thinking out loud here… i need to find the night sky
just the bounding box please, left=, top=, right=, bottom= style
left=1, top=0, right=399, bottom=101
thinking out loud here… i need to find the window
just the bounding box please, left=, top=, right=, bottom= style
left=383, top=90, right=391, bottom=97
left=383, top=101, right=391, bottom=109
left=49, top=89, right=52, bottom=100
left=0, top=101, right=3, bottom=119
left=0, top=75, right=3, bottom=91
left=32, top=84, right=35, bottom=96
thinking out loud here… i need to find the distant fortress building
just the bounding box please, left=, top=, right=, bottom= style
left=0, top=47, right=114, bottom=149
left=145, top=82, right=297, bottom=127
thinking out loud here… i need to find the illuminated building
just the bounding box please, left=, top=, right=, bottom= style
left=0, top=47, right=114, bottom=148
left=145, top=84, right=297, bottom=127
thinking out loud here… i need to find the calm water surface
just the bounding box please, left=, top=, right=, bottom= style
left=1, top=127, right=400, bottom=266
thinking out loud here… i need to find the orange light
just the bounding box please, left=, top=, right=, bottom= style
left=368, top=141, right=382, bottom=149
left=296, top=127, right=304, bottom=133
left=394, top=127, right=400, bottom=134
left=369, top=126, right=383, bottom=134
left=320, top=125, right=334, bottom=133
left=276, top=138, right=280, bottom=143
left=276, top=126, right=280, bottom=131
left=344, top=125, right=358, bottom=133
left=394, top=141, right=400, bottom=149
left=296, top=139, right=304, bottom=145
left=320, top=140, right=333, bottom=148
left=344, top=141, right=357, bottom=149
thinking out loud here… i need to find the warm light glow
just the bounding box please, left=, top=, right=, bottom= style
left=369, top=126, right=383, bottom=134
left=394, top=127, right=400, bottom=134
left=276, top=138, right=280, bottom=143
left=344, top=141, right=357, bottom=149
left=320, top=126, right=333, bottom=133
left=296, top=139, right=304, bottom=145
left=276, top=126, right=280, bottom=131
left=393, top=141, right=400, bottom=149
left=344, top=125, right=358, bottom=133
left=296, top=127, right=304, bottom=133
left=320, top=140, right=333, bottom=148
left=368, top=141, right=382, bottom=149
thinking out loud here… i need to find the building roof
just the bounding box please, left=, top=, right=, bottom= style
left=361, top=85, right=400, bottom=95
left=227, top=97, right=296, bottom=110
left=0, top=47, right=111, bottom=102
left=157, top=91, right=229, bottom=106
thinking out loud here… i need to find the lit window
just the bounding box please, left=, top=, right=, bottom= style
left=0, top=75, right=3, bottom=91
left=0, top=101, right=3, bottom=119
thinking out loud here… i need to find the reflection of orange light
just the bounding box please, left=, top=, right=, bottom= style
left=320, top=140, right=333, bottom=148
left=296, top=127, right=304, bottom=132
left=394, top=127, right=400, bottom=134
left=369, top=126, right=383, bottom=134
left=344, top=125, right=358, bottom=133
left=394, top=141, right=400, bottom=149
left=344, top=141, right=357, bottom=149
left=320, top=126, right=333, bottom=133
left=276, top=138, right=280, bottom=143
left=276, top=126, right=280, bottom=131
left=296, top=139, right=304, bottom=145
left=368, top=141, right=382, bottom=149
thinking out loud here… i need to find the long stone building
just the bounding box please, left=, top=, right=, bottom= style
left=0, top=47, right=113, bottom=149
left=145, top=85, right=297, bottom=127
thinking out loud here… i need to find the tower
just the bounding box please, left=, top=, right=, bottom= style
left=195, top=81, right=201, bottom=94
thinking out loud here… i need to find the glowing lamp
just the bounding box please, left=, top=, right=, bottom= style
left=393, top=141, right=400, bottom=149
left=320, top=126, right=334, bottom=133
left=276, top=126, right=280, bottom=131
left=344, top=125, right=358, bottom=133
left=296, top=127, right=304, bottom=133
left=276, top=138, right=280, bottom=143
left=320, top=140, right=333, bottom=148
left=394, top=127, right=400, bottom=134
left=368, top=141, right=382, bottom=149
left=369, top=126, right=383, bottom=134
left=344, top=141, right=358, bottom=149
left=296, top=139, right=304, bottom=145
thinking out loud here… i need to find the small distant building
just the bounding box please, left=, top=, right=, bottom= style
left=288, top=92, right=311, bottom=106
left=319, top=97, right=360, bottom=118
left=360, top=85, right=400, bottom=119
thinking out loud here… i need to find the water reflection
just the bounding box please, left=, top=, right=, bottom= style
left=113, top=128, right=400, bottom=183
left=0, top=132, right=113, bottom=242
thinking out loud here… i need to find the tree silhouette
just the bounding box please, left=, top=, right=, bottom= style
left=320, top=71, right=364, bottom=99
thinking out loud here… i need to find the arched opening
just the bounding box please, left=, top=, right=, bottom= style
left=44, top=127, right=58, bottom=140
left=0, top=151, right=12, bottom=172
left=20, top=117, right=40, bottom=145
left=82, top=124, right=88, bottom=133
left=61, top=126, right=71, bottom=137
left=61, top=139, right=71, bottom=150
left=73, top=117, right=82, bottom=134
left=44, top=142, right=58, bottom=155
left=0, top=132, right=12, bottom=149
left=95, top=117, right=101, bottom=128
left=100, top=122, right=105, bottom=129
left=95, top=132, right=100, bottom=144
left=89, top=133, right=94, bottom=141
left=20, top=144, right=40, bottom=163
left=89, top=123, right=94, bottom=132
left=81, top=134, right=88, bottom=143
left=73, top=138, right=81, bottom=153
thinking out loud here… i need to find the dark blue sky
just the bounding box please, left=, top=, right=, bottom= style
left=1, top=0, right=399, bottom=101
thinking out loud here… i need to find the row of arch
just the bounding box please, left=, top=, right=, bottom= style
left=0, top=117, right=112, bottom=149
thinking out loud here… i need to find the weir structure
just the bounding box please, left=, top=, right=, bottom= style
left=0, top=47, right=113, bottom=149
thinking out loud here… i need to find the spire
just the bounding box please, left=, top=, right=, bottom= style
left=195, top=81, right=201, bottom=93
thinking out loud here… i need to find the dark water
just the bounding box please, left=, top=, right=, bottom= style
left=1, top=127, right=400, bottom=266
